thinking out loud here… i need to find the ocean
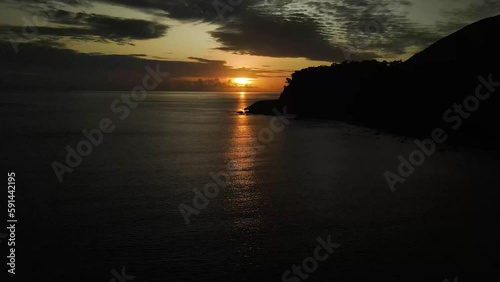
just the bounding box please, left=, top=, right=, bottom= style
left=1, top=91, right=500, bottom=281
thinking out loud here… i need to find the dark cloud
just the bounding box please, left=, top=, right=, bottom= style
left=50, top=1, right=378, bottom=62
left=188, top=57, right=226, bottom=65
left=96, top=0, right=265, bottom=22
left=439, top=0, right=500, bottom=34
left=100, top=0, right=219, bottom=21
left=2, top=0, right=252, bottom=21
left=0, top=9, right=169, bottom=45
left=204, top=0, right=440, bottom=61
left=294, top=0, right=441, bottom=57
left=0, top=0, right=496, bottom=62
left=210, top=10, right=379, bottom=62
left=0, top=41, right=264, bottom=90
left=0, top=0, right=418, bottom=60
left=251, top=68, right=294, bottom=78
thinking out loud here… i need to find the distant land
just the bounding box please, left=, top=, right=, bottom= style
left=246, top=15, right=500, bottom=150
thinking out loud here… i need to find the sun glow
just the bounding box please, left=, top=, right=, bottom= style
left=234, top=77, right=251, bottom=85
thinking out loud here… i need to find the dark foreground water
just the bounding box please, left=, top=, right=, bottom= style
left=1, top=91, right=500, bottom=281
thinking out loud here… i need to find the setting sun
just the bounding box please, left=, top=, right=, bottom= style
left=234, top=77, right=251, bottom=86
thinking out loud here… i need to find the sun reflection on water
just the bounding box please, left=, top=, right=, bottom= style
left=223, top=95, right=265, bottom=233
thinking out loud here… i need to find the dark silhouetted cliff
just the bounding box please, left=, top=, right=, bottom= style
left=246, top=15, right=500, bottom=149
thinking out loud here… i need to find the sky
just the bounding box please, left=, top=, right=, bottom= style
left=0, top=0, right=499, bottom=91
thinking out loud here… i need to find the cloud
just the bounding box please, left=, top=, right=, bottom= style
left=0, top=9, right=169, bottom=45
left=2, top=0, right=246, bottom=21
left=293, top=0, right=441, bottom=57
left=101, top=0, right=220, bottom=21
left=0, top=0, right=436, bottom=61
left=0, top=0, right=493, bottom=62
left=167, top=77, right=258, bottom=91
left=204, top=0, right=440, bottom=61
left=210, top=9, right=379, bottom=62
left=438, top=0, right=500, bottom=34
left=0, top=41, right=265, bottom=90
left=188, top=56, right=226, bottom=65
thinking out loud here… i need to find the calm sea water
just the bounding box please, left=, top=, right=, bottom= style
left=1, top=91, right=500, bottom=281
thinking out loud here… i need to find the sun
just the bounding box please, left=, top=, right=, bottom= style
left=234, top=77, right=251, bottom=86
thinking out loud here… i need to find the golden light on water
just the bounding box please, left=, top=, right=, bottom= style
left=222, top=92, right=268, bottom=233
